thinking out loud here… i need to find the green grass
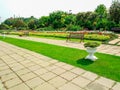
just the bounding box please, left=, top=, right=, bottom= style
left=0, top=36, right=120, bottom=82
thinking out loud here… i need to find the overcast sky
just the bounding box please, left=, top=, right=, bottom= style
left=0, top=0, right=112, bottom=22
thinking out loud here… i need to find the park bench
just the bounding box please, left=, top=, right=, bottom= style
left=66, top=32, right=84, bottom=42
left=19, top=31, right=29, bottom=36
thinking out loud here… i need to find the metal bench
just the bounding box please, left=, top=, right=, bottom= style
left=66, top=32, right=84, bottom=42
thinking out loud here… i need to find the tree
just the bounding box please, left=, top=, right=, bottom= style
left=13, top=19, right=26, bottom=30
left=109, top=0, right=120, bottom=24
left=28, top=20, right=37, bottom=30
left=49, top=11, right=66, bottom=29
left=38, top=16, right=49, bottom=28
left=4, top=17, right=15, bottom=27
left=95, top=4, right=107, bottom=18
left=0, top=23, right=9, bottom=29
left=64, top=14, right=76, bottom=26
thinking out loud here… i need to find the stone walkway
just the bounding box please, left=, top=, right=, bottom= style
left=0, top=36, right=120, bottom=90
left=6, top=35, right=120, bottom=56
left=109, top=34, right=120, bottom=45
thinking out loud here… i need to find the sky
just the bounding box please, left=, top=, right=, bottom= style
left=0, top=0, right=112, bottom=22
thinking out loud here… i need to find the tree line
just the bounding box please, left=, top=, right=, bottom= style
left=0, top=0, right=120, bottom=31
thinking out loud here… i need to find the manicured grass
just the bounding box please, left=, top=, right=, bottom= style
left=0, top=36, right=120, bottom=82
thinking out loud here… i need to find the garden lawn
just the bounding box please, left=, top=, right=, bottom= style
left=0, top=36, right=120, bottom=82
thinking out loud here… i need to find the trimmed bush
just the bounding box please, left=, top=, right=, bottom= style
left=84, top=41, right=101, bottom=48
left=84, top=34, right=110, bottom=41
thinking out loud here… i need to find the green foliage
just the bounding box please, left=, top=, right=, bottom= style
left=66, top=25, right=82, bottom=31
left=38, top=16, right=49, bottom=28
left=0, top=23, right=10, bottom=29
left=109, top=0, right=120, bottom=24
left=64, top=14, right=76, bottom=26
left=84, top=34, right=110, bottom=41
left=95, top=4, right=107, bottom=18
left=13, top=19, right=27, bottom=30
left=49, top=11, right=66, bottom=29
left=36, top=26, right=54, bottom=31
left=28, top=20, right=37, bottom=30
left=84, top=41, right=101, bottom=48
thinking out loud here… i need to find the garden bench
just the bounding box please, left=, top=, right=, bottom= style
left=19, top=31, right=29, bottom=37
left=66, top=32, right=84, bottom=42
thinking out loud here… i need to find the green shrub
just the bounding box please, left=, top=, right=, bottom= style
left=84, top=34, right=110, bottom=41
left=66, top=25, right=82, bottom=31
left=84, top=41, right=101, bottom=48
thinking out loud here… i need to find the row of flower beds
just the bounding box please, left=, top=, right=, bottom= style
left=8, top=30, right=118, bottom=42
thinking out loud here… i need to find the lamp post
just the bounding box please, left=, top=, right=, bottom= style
left=69, top=10, right=72, bottom=14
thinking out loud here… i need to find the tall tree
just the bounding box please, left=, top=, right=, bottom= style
left=38, top=16, right=49, bottom=28
left=109, top=0, right=120, bottom=24
left=95, top=4, right=107, bottom=18
left=49, top=11, right=66, bottom=29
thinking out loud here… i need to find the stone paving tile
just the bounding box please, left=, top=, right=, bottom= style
left=45, top=64, right=58, bottom=71
left=61, top=64, right=74, bottom=70
left=8, top=63, right=21, bottom=68
left=109, top=39, right=120, bottom=44
left=22, top=62, right=36, bottom=67
left=48, top=76, right=68, bottom=88
left=33, top=68, right=49, bottom=75
left=55, top=62, right=66, bottom=67
left=51, top=67, right=66, bottom=75
left=72, top=76, right=91, bottom=88
left=0, top=69, right=13, bottom=76
left=34, top=82, right=57, bottom=90
left=1, top=73, right=17, bottom=82
left=27, top=65, right=41, bottom=71
left=25, top=77, right=45, bottom=89
left=81, top=71, right=99, bottom=81
left=40, top=72, right=57, bottom=81
left=58, top=82, right=84, bottom=90
left=16, top=68, right=31, bottom=76
left=20, top=72, right=37, bottom=81
left=8, top=83, right=30, bottom=90
left=112, top=82, right=120, bottom=90
left=0, top=65, right=9, bottom=71
left=95, top=77, right=115, bottom=88
left=0, top=63, right=7, bottom=67
left=70, top=68, right=86, bottom=75
left=19, top=60, right=31, bottom=64
left=11, top=65, right=25, bottom=71
left=0, top=55, right=12, bottom=60
left=38, top=62, right=51, bottom=67
left=60, top=71, right=78, bottom=81
left=85, top=82, right=109, bottom=90
left=48, top=59, right=58, bottom=64
left=4, top=78, right=22, bottom=88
